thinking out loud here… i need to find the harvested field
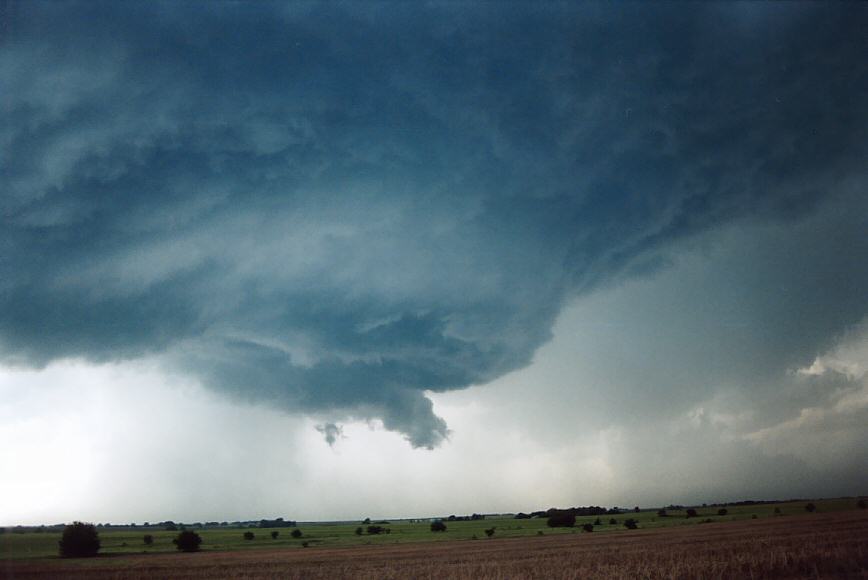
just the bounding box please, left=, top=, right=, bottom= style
left=4, top=510, right=867, bottom=579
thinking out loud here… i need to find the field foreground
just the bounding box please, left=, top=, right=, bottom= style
left=4, top=510, right=867, bottom=579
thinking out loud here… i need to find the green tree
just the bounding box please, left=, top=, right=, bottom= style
left=173, top=530, right=202, bottom=552
left=59, top=522, right=100, bottom=558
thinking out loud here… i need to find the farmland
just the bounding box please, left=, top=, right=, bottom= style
left=2, top=499, right=867, bottom=578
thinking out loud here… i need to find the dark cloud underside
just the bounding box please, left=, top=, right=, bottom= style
left=2, top=2, right=867, bottom=446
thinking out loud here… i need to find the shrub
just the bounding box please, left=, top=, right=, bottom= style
left=581, top=523, right=594, bottom=533
left=686, top=508, right=698, bottom=518
left=634, top=506, right=640, bottom=513
left=717, top=508, right=728, bottom=516
left=367, top=525, right=385, bottom=535
left=355, top=527, right=363, bottom=536
left=805, top=503, right=816, bottom=513
left=143, top=534, right=154, bottom=545
left=546, top=513, right=576, bottom=528
left=270, top=531, right=279, bottom=539
left=484, top=527, right=495, bottom=538
left=59, top=522, right=100, bottom=558
left=774, top=507, right=782, bottom=515
left=623, top=519, right=638, bottom=530
left=243, top=531, right=255, bottom=541
left=609, top=518, right=617, bottom=525
left=593, top=518, right=602, bottom=526
left=858, top=499, right=867, bottom=510
left=430, top=521, right=447, bottom=532
left=291, top=529, right=302, bottom=538
left=173, top=530, right=202, bottom=552
left=301, top=541, right=309, bottom=547
left=657, top=509, right=667, bottom=517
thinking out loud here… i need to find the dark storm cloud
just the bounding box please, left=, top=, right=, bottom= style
left=2, top=2, right=867, bottom=446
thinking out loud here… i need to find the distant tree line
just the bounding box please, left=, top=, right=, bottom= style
left=446, top=514, right=485, bottom=521
left=258, top=518, right=297, bottom=528
left=519, top=506, right=623, bottom=521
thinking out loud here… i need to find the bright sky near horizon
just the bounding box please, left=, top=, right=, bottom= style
left=1, top=1, right=867, bottom=525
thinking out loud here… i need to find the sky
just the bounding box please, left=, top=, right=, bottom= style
left=1, top=1, right=867, bottom=525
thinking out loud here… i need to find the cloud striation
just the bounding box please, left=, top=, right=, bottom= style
left=2, top=2, right=867, bottom=447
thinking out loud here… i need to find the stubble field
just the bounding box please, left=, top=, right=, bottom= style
left=3, top=509, right=867, bottom=579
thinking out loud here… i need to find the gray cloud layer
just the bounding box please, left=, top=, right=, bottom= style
left=2, top=2, right=867, bottom=446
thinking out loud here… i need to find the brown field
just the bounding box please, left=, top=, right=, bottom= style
left=4, top=510, right=867, bottom=579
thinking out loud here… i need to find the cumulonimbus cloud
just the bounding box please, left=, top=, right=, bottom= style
left=2, top=2, right=867, bottom=447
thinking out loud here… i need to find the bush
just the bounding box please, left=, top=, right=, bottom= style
left=143, top=534, right=154, bottom=545
left=270, top=531, right=279, bottom=539
left=355, top=527, right=363, bottom=536
left=717, top=508, right=728, bottom=516
left=243, top=531, right=255, bottom=541
left=593, top=518, right=602, bottom=526
left=546, top=513, right=576, bottom=528
left=291, top=529, right=302, bottom=538
left=581, top=523, right=594, bottom=533
left=173, top=530, right=202, bottom=552
left=430, top=521, right=447, bottom=532
left=858, top=499, right=867, bottom=510
left=59, top=522, right=100, bottom=558
left=484, top=527, right=495, bottom=537
left=623, top=519, right=638, bottom=530
left=657, top=509, right=667, bottom=517
left=805, top=503, right=816, bottom=513
left=774, top=507, right=782, bottom=515
left=367, top=525, right=385, bottom=535
left=686, top=508, right=698, bottom=518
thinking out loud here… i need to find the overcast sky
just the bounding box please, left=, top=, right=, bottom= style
left=2, top=2, right=867, bottom=525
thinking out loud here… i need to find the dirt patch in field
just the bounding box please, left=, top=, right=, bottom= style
left=4, top=510, right=867, bottom=579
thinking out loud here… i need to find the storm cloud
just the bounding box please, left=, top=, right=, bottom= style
left=2, top=2, right=868, bottom=447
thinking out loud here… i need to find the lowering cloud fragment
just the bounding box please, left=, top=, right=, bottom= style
left=2, top=2, right=867, bottom=447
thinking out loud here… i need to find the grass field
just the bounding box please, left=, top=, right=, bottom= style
left=0, top=498, right=863, bottom=561
left=2, top=508, right=866, bottom=579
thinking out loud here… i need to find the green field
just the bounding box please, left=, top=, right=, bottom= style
left=2, top=498, right=863, bottom=560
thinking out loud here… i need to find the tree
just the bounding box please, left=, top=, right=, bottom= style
left=717, top=508, right=728, bottom=516
left=291, top=529, right=303, bottom=538
left=59, top=522, right=100, bottom=558
left=243, top=531, right=255, bottom=540
left=623, top=519, right=638, bottom=530
left=546, top=513, right=576, bottom=528
left=173, top=530, right=202, bottom=552
left=430, top=521, right=447, bottom=532
left=686, top=508, right=698, bottom=518
left=634, top=506, right=640, bottom=513
left=271, top=531, right=279, bottom=539
left=143, top=534, right=154, bottom=545
left=805, top=503, right=816, bottom=513
left=581, top=523, right=594, bottom=533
